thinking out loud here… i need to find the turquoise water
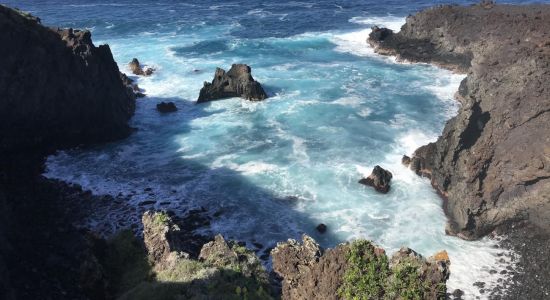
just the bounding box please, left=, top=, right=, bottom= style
left=8, top=0, right=536, bottom=296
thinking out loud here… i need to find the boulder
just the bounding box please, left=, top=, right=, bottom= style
left=129, top=58, right=154, bottom=76
left=359, top=165, right=393, bottom=193
left=316, top=223, right=327, bottom=234
left=197, top=64, right=268, bottom=103
left=156, top=102, right=177, bottom=113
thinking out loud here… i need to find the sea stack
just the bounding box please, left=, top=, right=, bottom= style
left=359, top=166, right=393, bottom=194
left=197, top=64, right=268, bottom=103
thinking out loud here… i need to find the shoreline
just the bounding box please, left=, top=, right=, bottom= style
left=368, top=3, right=550, bottom=298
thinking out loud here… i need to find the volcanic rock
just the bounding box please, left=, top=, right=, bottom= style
left=156, top=102, right=177, bottom=113
left=368, top=4, right=550, bottom=240
left=0, top=6, right=135, bottom=155
left=359, top=165, right=393, bottom=193
left=316, top=223, right=327, bottom=234
left=129, top=58, right=154, bottom=76
left=197, top=64, right=268, bottom=103
left=272, top=235, right=450, bottom=300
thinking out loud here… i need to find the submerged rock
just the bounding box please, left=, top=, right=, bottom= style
left=272, top=235, right=449, bottom=300
left=156, top=102, right=177, bottom=113
left=197, top=64, right=268, bottom=103
left=359, top=165, right=393, bottom=193
left=129, top=58, right=154, bottom=76
left=316, top=223, right=327, bottom=234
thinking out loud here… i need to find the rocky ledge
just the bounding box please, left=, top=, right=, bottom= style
left=272, top=235, right=450, bottom=300
left=0, top=5, right=136, bottom=155
left=197, top=64, right=268, bottom=103
left=369, top=3, right=550, bottom=240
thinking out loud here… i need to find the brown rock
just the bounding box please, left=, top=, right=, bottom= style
left=359, top=165, right=393, bottom=194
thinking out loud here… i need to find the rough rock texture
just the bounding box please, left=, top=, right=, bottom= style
left=142, top=211, right=209, bottom=267
left=156, top=101, right=178, bottom=113
left=0, top=5, right=136, bottom=155
left=369, top=4, right=550, bottom=240
left=359, top=165, right=393, bottom=194
left=129, top=58, right=154, bottom=76
left=272, top=235, right=449, bottom=300
left=197, top=64, right=268, bottom=103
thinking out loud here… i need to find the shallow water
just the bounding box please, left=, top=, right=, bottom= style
left=8, top=0, right=539, bottom=297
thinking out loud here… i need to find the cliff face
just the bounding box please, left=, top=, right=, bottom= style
left=0, top=5, right=136, bottom=155
left=0, top=5, right=137, bottom=299
left=369, top=4, right=550, bottom=240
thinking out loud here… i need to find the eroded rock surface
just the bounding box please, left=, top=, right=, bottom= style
left=369, top=4, right=550, bottom=240
left=359, top=165, right=393, bottom=194
left=0, top=5, right=136, bottom=155
left=272, top=235, right=449, bottom=300
left=197, top=64, right=268, bottom=103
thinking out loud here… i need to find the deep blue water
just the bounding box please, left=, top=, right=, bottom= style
left=6, top=0, right=544, bottom=296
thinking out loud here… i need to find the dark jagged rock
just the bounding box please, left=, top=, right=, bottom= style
left=197, top=64, right=268, bottom=103
left=120, top=72, right=145, bottom=98
left=129, top=58, right=154, bottom=76
left=0, top=5, right=135, bottom=156
left=316, top=223, right=327, bottom=234
left=272, top=235, right=450, bottom=300
left=401, top=155, right=411, bottom=166
left=359, top=165, right=393, bottom=193
left=156, top=102, right=178, bottom=113
left=369, top=4, right=550, bottom=240
left=368, top=26, right=393, bottom=42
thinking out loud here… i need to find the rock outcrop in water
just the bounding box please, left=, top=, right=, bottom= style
left=271, top=235, right=450, bottom=300
left=368, top=4, right=550, bottom=240
left=129, top=58, right=154, bottom=76
left=0, top=5, right=136, bottom=155
left=156, top=102, right=178, bottom=113
left=197, top=64, right=268, bottom=103
left=359, top=165, right=393, bottom=194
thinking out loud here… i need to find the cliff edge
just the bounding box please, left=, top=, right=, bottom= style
left=0, top=5, right=136, bottom=156
left=369, top=4, right=550, bottom=240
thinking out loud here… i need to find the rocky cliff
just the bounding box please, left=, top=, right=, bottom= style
left=272, top=235, right=450, bottom=300
left=369, top=4, right=550, bottom=240
left=0, top=5, right=136, bottom=156
left=0, top=5, right=137, bottom=299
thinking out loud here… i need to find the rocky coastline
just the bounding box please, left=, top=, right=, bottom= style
left=1, top=2, right=549, bottom=299
left=369, top=2, right=550, bottom=298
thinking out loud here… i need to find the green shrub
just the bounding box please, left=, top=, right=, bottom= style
left=338, top=240, right=390, bottom=300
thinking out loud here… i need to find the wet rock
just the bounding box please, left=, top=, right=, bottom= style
left=368, top=26, right=394, bottom=42
left=197, top=64, right=268, bottom=103
left=358, top=165, right=393, bottom=193
left=451, top=288, right=465, bottom=299
left=401, top=155, right=411, bottom=166
left=156, top=102, right=177, bottom=113
left=129, top=58, right=154, bottom=76
left=316, top=223, right=327, bottom=234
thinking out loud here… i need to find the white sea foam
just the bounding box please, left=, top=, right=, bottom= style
left=349, top=15, right=405, bottom=32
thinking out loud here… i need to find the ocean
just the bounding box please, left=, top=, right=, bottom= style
left=7, top=0, right=543, bottom=297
